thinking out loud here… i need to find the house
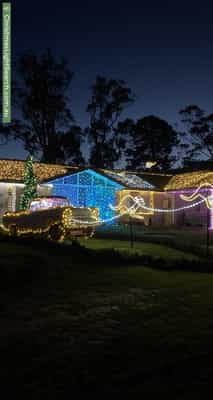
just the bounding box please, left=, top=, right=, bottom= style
left=0, top=159, right=77, bottom=218
left=0, top=159, right=212, bottom=229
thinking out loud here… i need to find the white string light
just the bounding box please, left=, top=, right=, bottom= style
left=69, top=194, right=213, bottom=226
left=70, top=199, right=141, bottom=225
left=179, top=183, right=213, bottom=209
left=133, top=196, right=207, bottom=213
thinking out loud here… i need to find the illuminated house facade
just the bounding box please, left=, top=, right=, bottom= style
left=0, top=159, right=212, bottom=229
left=165, top=171, right=213, bottom=229
left=49, top=169, right=124, bottom=221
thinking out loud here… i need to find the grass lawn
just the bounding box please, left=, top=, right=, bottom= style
left=96, top=224, right=213, bottom=256
left=0, top=238, right=213, bottom=398
left=80, top=237, right=199, bottom=260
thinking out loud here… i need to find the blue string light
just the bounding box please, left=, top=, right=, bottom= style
left=49, top=169, right=124, bottom=222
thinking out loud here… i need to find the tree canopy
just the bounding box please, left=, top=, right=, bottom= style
left=0, top=48, right=197, bottom=171
left=86, top=76, right=134, bottom=168
left=14, top=49, right=84, bottom=164
left=126, top=115, right=178, bottom=171
left=179, top=105, right=213, bottom=162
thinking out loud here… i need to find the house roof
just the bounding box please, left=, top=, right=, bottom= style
left=99, top=169, right=170, bottom=190
left=46, top=166, right=169, bottom=190
left=0, top=159, right=78, bottom=183
left=165, top=170, right=213, bottom=190
left=127, top=171, right=172, bottom=190
left=0, top=159, right=212, bottom=192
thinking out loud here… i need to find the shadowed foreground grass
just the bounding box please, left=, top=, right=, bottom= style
left=0, top=237, right=213, bottom=398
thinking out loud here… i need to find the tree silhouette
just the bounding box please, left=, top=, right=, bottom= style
left=14, top=49, right=84, bottom=164
left=0, top=80, right=21, bottom=148
left=86, top=76, right=134, bottom=168
left=179, top=105, right=213, bottom=161
left=126, top=115, right=178, bottom=171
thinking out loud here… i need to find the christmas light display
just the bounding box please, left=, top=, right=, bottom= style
left=111, top=194, right=205, bottom=213
left=0, top=159, right=77, bottom=182
left=68, top=193, right=210, bottom=225
left=211, top=199, right=213, bottom=230
left=165, top=170, right=213, bottom=190
left=179, top=183, right=213, bottom=209
left=1, top=159, right=213, bottom=231
left=48, top=169, right=213, bottom=228
left=116, top=190, right=154, bottom=216
left=70, top=197, right=141, bottom=225
left=50, top=169, right=124, bottom=221
left=3, top=205, right=99, bottom=239
left=133, top=196, right=207, bottom=212
left=177, top=184, right=213, bottom=230
left=109, top=192, right=213, bottom=227
left=19, top=156, right=38, bottom=210
left=102, top=170, right=155, bottom=189
left=30, top=196, right=69, bottom=211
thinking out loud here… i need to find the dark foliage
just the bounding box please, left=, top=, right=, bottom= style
left=86, top=76, right=134, bottom=168
left=126, top=115, right=178, bottom=171
left=0, top=80, right=21, bottom=146
left=13, top=49, right=84, bottom=164
left=180, top=105, right=213, bottom=162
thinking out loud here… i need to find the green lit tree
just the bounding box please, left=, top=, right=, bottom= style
left=20, top=156, right=38, bottom=210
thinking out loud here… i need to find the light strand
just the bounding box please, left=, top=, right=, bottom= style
left=69, top=196, right=210, bottom=226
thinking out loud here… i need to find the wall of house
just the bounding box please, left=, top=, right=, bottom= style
left=121, top=189, right=212, bottom=229
left=117, top=190, right=175, bottom=226
left=0, top=183, right=22, bottom=220
left=49, top=169, right=124, bottom=222
left=0, top=183, right=52, bottom=221
left=1, top=179, right=210, bottom=229
left=151, top=192, right=175, bottom=226
left=170, top=189, right=212, bottom=228
left=38, top=184, right=52, bottom=198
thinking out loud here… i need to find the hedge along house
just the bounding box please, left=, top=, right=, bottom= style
left=0, top=159, right=212, bottom=228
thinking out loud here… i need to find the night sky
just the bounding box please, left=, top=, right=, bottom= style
left=2, top=0, right=213, bottom=159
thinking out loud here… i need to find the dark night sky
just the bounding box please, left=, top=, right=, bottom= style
left=2, top=0, right=213, bottom=160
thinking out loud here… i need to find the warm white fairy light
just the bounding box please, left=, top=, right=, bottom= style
left=102, top=170, right=155, bottom=189
left=133, top=196, right=207, bottom=213
left=179, top=183, right=213, bottom=209
left=69, top=193, right=212, bottom=226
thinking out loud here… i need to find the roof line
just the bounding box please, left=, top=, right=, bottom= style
left=0, top=158, right=79, bottom=169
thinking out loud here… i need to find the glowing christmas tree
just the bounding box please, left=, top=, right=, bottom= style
left=20, top=156, right=38, bottom=210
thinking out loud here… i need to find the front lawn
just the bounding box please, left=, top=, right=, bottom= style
left=0, top=238, right=213, bottom=397
left=80, top=237, right=199, bottom=260
left=95, top=224, right=213, bottom=256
